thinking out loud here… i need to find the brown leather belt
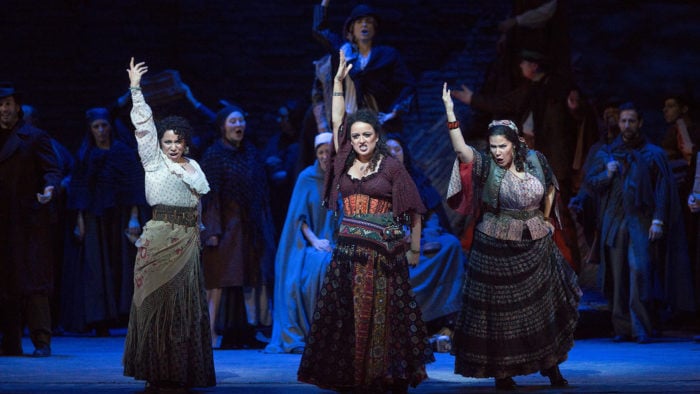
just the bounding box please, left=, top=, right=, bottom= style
left=152, top=204, right=198, bottom=227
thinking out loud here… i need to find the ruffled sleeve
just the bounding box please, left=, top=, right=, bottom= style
left=182, top=159, right=210, bottom=195
left=157, top=153, right=209, bottom=196
left=386, top=156, right=425, bottom=218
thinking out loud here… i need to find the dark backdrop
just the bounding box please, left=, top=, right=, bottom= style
left=1, top=0, right=698, bottom=155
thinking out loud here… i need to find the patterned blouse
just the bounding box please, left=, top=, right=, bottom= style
left=477, top=169, right=550, bottom=241
left=130, top=90, right=210, bottom=208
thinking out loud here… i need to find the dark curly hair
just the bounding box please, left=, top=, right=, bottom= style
left=343, top=108, right=389, bottom=172
left=156, top=115, right=192, bottom=146
left=488, top=123, right=529, bottom=172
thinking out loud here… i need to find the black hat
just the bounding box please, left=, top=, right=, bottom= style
left=519, top=49, right=548, bottom=64
left=343, top=4, right=379, bottom=37
left=0, top=82, right=20, bottom=101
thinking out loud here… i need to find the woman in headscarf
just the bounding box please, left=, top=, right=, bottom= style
left=200, top=104, right=276, bottom=349
left=62, top=106, right=146, bottom=336
left=265, top=132, right=337, bottom=354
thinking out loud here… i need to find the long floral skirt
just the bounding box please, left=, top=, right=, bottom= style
left=297, top=223, right=434, bottom=392
left=453, top=230, right=581, bottom=379
left=123, top=220, right=215, bottom=388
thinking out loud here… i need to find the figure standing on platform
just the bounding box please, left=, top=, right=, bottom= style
left=312, top=1, right=416, bottom=133
left=443, top=83, right=580, bottom=390
left=298, top=51, right=434, bottom=393
left=122, top=58, right=215, bottom=391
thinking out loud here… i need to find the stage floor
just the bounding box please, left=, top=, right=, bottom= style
left=1, top=332, right=699, bottom=393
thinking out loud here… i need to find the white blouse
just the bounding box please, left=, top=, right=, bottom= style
left=130, top=89, right=210, bottom=208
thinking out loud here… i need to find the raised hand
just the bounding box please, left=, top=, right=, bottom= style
left=451, top=84, right=473, bottom=105
left=442, top=83, right=454, bottom=113
left=127, top=57, right=148, bottom=88
left=378, top=110, right=396, bottom=125
left=334, top=50, right=352, bottom=83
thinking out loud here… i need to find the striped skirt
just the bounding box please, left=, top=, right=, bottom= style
left=453, top=230, right=581, bottom=379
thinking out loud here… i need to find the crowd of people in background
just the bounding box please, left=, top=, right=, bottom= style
left=0, top=0, right=698, bottom=393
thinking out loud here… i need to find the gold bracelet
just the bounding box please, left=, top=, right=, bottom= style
left=447, top=120, right=460, bottom=130
left=410, top=248, right=420, bottom=254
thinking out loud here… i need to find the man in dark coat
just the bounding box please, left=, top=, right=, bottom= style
left=586, top=102, right=695, bottom=344
left=312, top=3, right=416, bottom=133
left=0, top=83, right=61, bottom=357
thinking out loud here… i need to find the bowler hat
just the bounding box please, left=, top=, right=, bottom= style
left=519, top=49, right=549, bottom=65
left=0, top=82, right=20, bottom=101
left=343, top=4, right=379, bottom=37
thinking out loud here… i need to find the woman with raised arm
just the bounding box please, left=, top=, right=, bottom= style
left=122, top=58, right=215, bottom=393
left=442, top=83, right=581, bottom=390
left=297, top=51, right=433, bottom=393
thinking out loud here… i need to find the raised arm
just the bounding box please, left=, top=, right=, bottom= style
left=127, top=57, right=148, bottom=90
left=312, top=0, right=343, bottom=54
left=126, top=57, right=159, bottom=170
left=442, top=83, right=474, bottom=164
left=331, top=50, right=352, bottom=152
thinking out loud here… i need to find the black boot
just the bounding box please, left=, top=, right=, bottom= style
left=494, top=377, right=516, bottom=390
left=541, top=364, right=568, bottom=387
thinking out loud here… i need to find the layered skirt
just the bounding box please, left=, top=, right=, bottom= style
left=123, top=212, right=215, bottom=388
left=453, top=229, right=581, bottom=379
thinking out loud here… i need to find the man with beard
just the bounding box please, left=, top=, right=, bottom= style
left=586, top=102, right=695, bottom=344
left=0, top=83, right=61, bottom=357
